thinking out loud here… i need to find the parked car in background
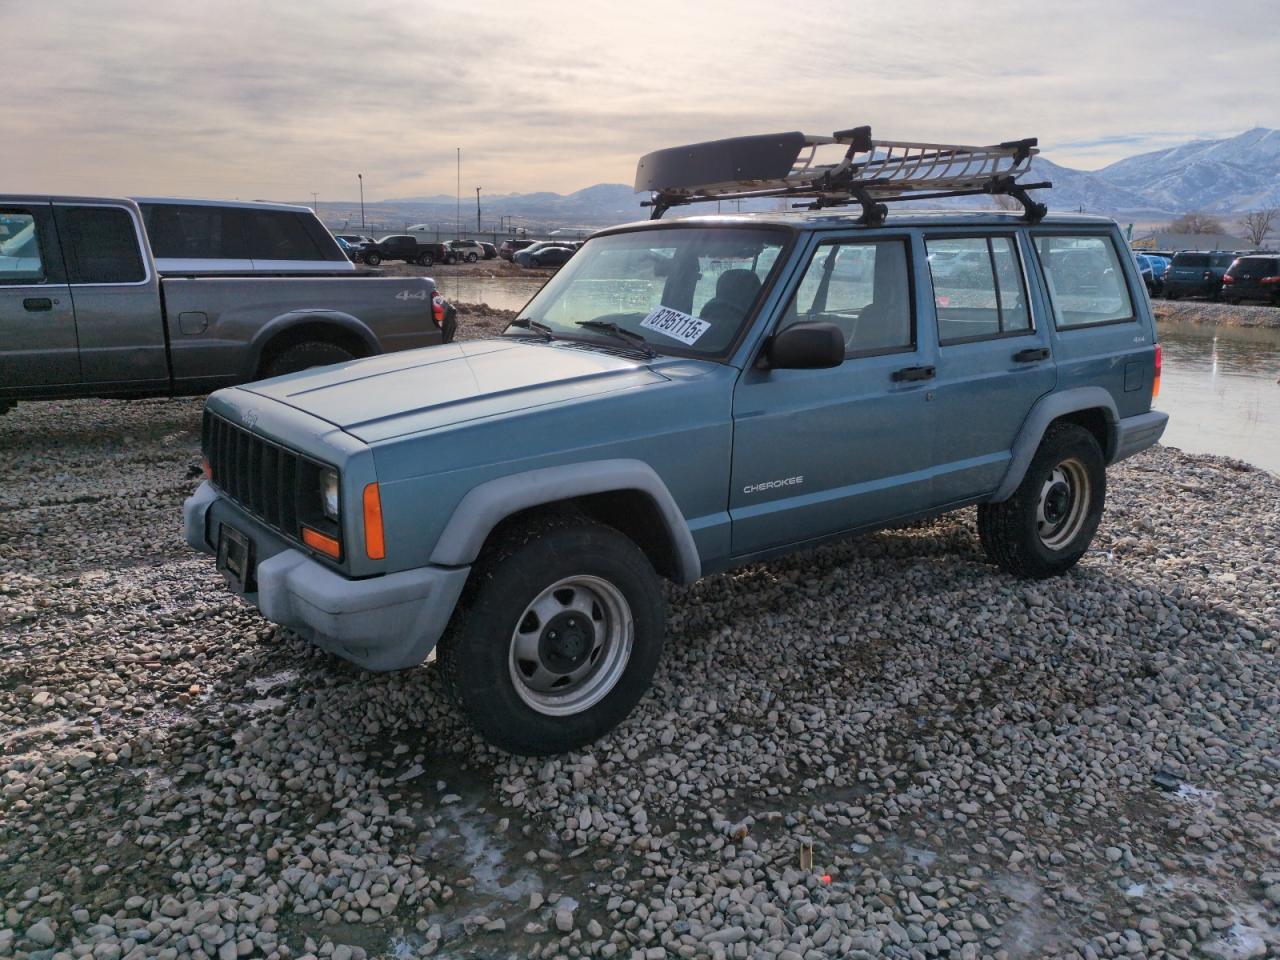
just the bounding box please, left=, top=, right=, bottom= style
left=446, top=239, right=486, bottom=263
left=336, top=234, right=377, bottom=247
left=499, top=238, right=534, bottom=261
left=1222, top=254, right=1280, bottom=304
left=136, top=197, right=353, bottom=274
left=479, top=241, right=498, bottom=260
left=335, top=237, right=362, bottom=262
left=1133, top=253, right=1170, bottom=295
left=517, top=244, right=578, bottom=268
left=362, top=236, right=456, bottom=268
left=0, top=195, right=457, bottom=416
left=1162, top=250, right=1237, bottom=300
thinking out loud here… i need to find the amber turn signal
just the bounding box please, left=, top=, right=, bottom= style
left=363, top=483, right=385, bottom=560
left=1152, top=343, right=1162, bottom=399
left=302, top=526, right=341, bottom=560
left=202, top=458, right=212, bottom=480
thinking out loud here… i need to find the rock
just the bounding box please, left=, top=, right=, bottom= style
left=26, top=922, right=55, bottom=948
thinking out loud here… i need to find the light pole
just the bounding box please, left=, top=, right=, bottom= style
left=357, top=174, right=365, bottom=230
left=475, top=187, right=482, bottom=232
left=310, top=192, right=319, bottom=215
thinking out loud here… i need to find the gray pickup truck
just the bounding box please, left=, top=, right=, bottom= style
left=0, top=196, right=457, bottom=415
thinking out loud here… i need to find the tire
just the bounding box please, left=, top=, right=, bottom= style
left=445, top=255, right=457, bottom=265
left=465, top=252, right=478, bottom=263
left=417, top=252, right=434, bottom=267
left=977, top=422, right=1106, bottom=579
left=263, top=340, right=356, bottom=378
left=437, top=514, right=666, bottom=755
left=363, top=252, right=381, bottom=267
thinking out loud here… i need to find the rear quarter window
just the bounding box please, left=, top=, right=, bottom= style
left=56, top=205, right=146, bottom=284
left=1034, top=234, right=1134, bottom=329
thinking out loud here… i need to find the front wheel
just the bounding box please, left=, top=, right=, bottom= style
left=977, top=423, right=1106, bottom=579
left=437, top=516, right=666, bottom=755
left=465, top=252, right=478, bottom=263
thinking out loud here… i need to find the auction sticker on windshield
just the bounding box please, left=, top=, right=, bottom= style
left=639, top=306, right=710, bottom=346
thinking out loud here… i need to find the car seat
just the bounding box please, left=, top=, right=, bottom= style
left=699, top=269, right=761, bottom=323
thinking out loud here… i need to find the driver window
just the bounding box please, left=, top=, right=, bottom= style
left=780, top=239, right=913, bottom=356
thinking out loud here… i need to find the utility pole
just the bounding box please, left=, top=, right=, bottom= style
left=476, top=187, right=482, bottom=232
left=357, top=174, right=365, bottom=230
left=456, top=147, right=461, bottom=239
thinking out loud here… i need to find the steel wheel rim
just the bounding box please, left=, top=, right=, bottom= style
left=507, top=575, right=633, bottom=716
left=1037, top=457, right=1091, bottom=550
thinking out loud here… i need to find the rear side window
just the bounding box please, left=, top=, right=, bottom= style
left=1034, top=235, right=1134, bottom=329
left=143, top=204, right=245, bottom=260
left=926, top=236, right=1030, bottom=343
left=241, top=211, right=329, bottom=261
left=1211, top=254, right=1236, bottom=268
left=1173, top=252, right=1209, bottom=268
left=56, top=206, right=146, bottom=284
left=0, top=211, right=45, bottom=283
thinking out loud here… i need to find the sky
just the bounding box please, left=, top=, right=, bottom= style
left=5, top=0, right=1277, bottom=204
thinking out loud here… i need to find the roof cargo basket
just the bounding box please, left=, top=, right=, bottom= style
left=636, top=125, right=1050, bottom=225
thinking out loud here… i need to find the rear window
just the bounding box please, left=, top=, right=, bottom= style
left=1229, top=258, right=1279, bottom=275
left=1034, top=234, right=1134, bottom=329
left=1172, top=253, right=1209, bottom=268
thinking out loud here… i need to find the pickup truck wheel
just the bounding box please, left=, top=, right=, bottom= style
left=363, top=252, right=381, bottom=267
left=977, top=422, right=1106, bottom=579
left=263, top=341, right=356, bottom=378
left=438, top=515, right=665, bottom=755
left=417, top=253, right=434, bottom=267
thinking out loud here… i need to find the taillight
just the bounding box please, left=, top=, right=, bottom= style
left=1261, top=276, right=1280, bottom=285
left=1152, top=343, right=1162, bottom=399
left=432, top=291, right=446, bottom=327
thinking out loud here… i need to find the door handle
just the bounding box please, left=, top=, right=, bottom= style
left=1013, top=347, right=1050, bottom=363
left=891, top=365, right=936, bottom=382
left=23, top=297, right=53, bottom=312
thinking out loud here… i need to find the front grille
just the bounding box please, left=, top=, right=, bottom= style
left=202, top=411, right=309, bottom=539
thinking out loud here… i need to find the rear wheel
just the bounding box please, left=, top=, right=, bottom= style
left=263, top=340, right=356, bottom=378
left=977, top=423, right=1106, bottom=579
left=465, top=252, right=478, bottom=263
left=363, top=251, right=382, bottom=267
left=438, top=515, right=666, bottom=755
left=417, top=252, right=434, bottom=267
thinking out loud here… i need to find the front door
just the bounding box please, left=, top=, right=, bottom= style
left=730, top=235, right=938, bottom=558
left=923, top=232, right=1057, bottom=503
left=0, top=202, right=79, bottom=388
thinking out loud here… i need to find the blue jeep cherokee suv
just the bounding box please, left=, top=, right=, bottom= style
left=185, top=128, right=1167, bottom=754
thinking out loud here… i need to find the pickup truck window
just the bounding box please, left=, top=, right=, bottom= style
left=143, top=203, right=244, bottom=260
left=1034, top=234, right=1134, bottom=329
left=0, top=212, right=44, bottom=283
left=518, top=227, right=787, bottom=357
left=242, top=211, right=335, bottom=262
left=779, top=239, right=913, bottom=356
left=55, top=206, right=146, bottom=284
left=926, top=235, right=1030, bottom=343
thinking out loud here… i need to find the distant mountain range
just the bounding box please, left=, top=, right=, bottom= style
left=322, top=128, right=1280, bottom=231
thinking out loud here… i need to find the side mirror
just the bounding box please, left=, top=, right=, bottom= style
left=765, top=322, right=845, bottom=370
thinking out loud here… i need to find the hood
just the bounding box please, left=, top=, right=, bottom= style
left=239, top=338, right=670, bottom=443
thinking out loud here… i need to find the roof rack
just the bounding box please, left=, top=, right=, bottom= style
left=635, top=125, right=1050, bottom=226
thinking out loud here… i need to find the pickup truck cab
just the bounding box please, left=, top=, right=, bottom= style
left=184, top=129, right=1168, bottom=756
left=0, top=196, right=456, bottom=412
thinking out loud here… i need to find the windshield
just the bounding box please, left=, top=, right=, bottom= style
left=510, top=226, right=789, bottom=356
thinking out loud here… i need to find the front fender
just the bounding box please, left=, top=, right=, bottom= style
left=241, top=310, right=381, bottom=380
left=428, top=459, right=702, bottom=584
left=990, top=387, right=1118, bottom=502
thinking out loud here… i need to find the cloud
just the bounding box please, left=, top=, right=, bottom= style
left=3, top=0, right=1277, bottom=201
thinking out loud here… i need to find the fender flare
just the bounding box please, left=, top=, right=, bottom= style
left=990, top=387, right=1118, bottom=502
left=242, top=310, right=381, bottom=379
left=429, top=459, right=702, bottom=584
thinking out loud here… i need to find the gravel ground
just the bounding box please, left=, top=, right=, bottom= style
left=1153, top=299, right=1280, bottom=329
left=2, top=309, right=1278, bottom=960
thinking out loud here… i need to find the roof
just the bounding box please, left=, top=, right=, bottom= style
left=598, top=209, right=1118, bottom=234
left=131, top=196, right=314, bottom=213
left=0, top=194, right=139, bottom=207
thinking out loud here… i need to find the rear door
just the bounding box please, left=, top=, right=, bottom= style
left=0, top=202, right=79, bottom=387
left=730, top=233, right=938, bottom=557
left=54, top=202, right=168, bottom=387
left=924, top=231, right=1057, bottom=503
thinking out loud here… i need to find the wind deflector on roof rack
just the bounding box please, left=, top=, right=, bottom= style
left=636, top=125, right=1050, bottom=225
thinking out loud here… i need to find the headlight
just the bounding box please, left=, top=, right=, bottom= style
left=320, top=468, right=340, bottom=520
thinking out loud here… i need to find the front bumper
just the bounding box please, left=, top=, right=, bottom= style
left=1111, top=410, right=1169, bottom=464
left=184, top=482, right=469, bottom=671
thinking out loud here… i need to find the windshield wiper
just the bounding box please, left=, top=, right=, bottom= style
left=574, top=320, right=655, bottom=357
left=507, top=317, right=554, bottom=340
